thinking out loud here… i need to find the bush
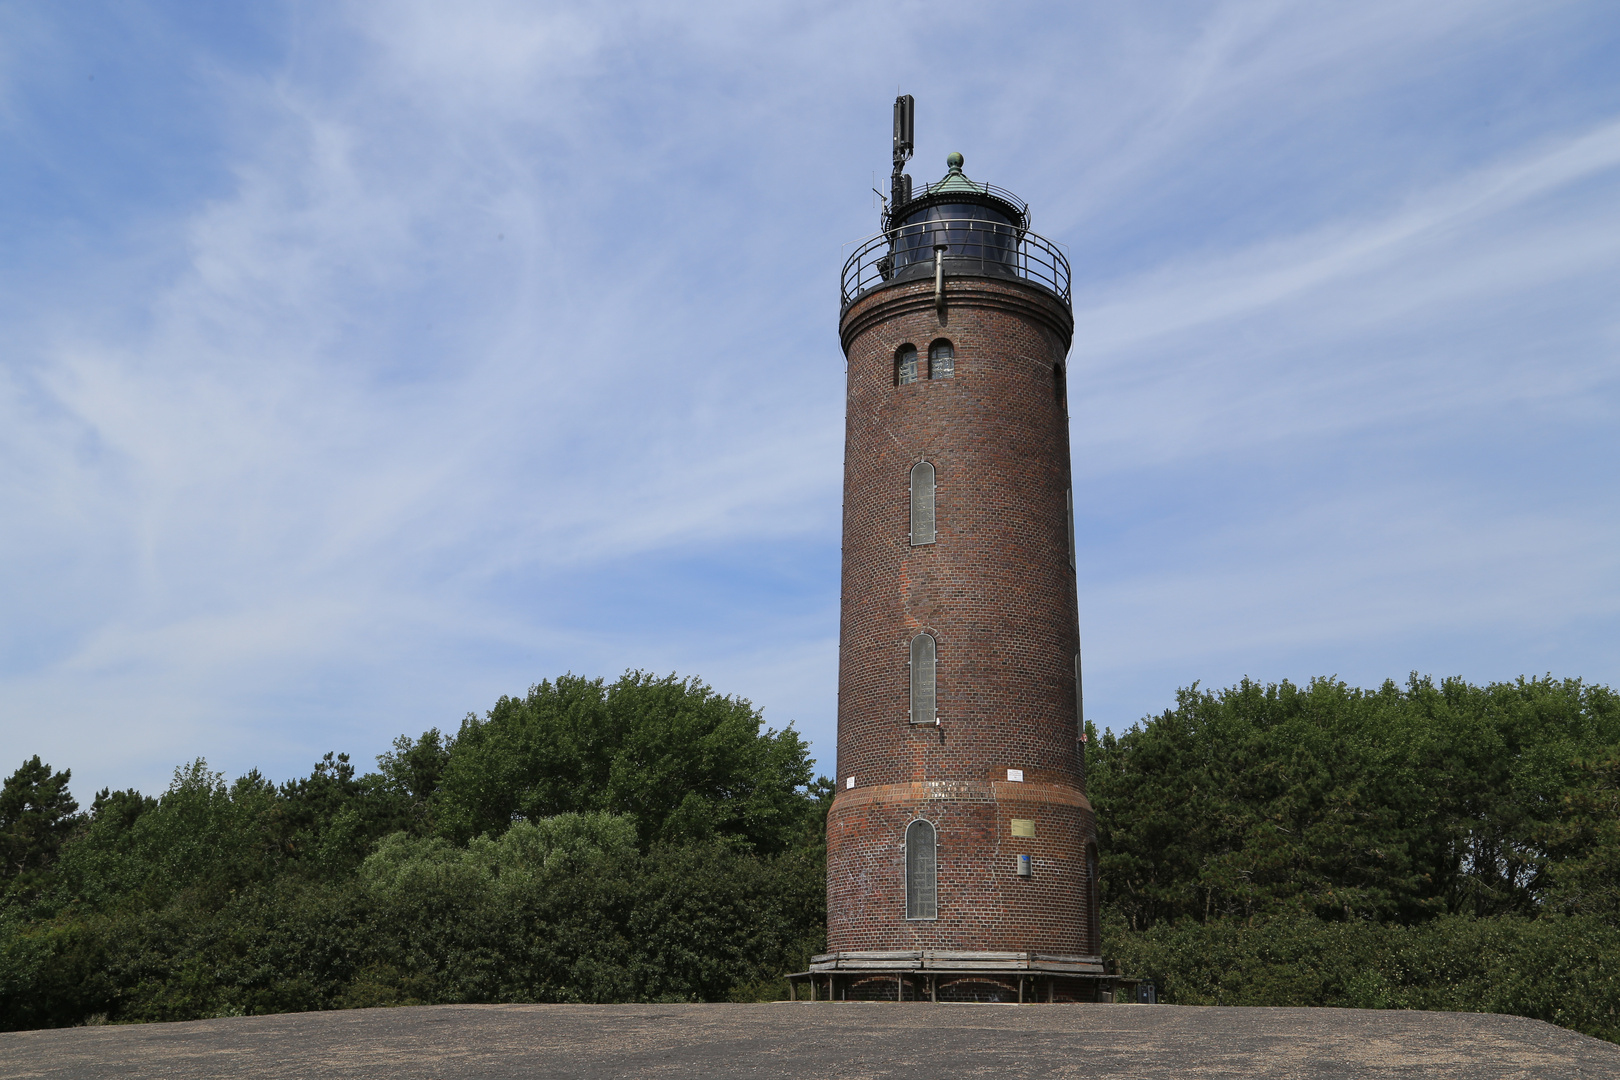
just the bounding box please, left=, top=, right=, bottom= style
left=0, top=670, right=830, bottom=1029
left=1091, top=675, right=1620, bottom=928
left=1106, top=910, right=1620, bottom=1042
left=435, top=672, right=822, bottom=853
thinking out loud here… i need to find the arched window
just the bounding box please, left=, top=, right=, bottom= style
left=906, top=818, right=938, bottom=920
left=895, top=344, right=919, bottom=386
left=910, top=461, right=936, bottom=546
left=909, top=632, right=936, bottom=725
left=1086, top=844, right=1102, bottom=954
left=929, top=339, right=955, bottom=379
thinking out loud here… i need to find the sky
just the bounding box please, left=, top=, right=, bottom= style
left=3, top=1, right=1619, bottom=800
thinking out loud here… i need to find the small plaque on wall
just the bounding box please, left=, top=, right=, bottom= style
left=1010, top=818, right=1036, bottom=838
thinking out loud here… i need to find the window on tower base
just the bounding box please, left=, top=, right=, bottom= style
left=905, top=818, right=938, bottom=919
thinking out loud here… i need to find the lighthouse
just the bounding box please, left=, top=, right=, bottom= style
left=806, top=97, right=1100, bottom=1002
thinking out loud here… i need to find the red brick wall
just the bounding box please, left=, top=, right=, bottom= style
left=828, top=274, right=1095, bottom=955
left=827, top=781, right=1097, bottom=953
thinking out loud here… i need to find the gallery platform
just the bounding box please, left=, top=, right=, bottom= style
left=3, top=1002, right=1616, bottom=1079
left=791, top=949, right=1121, bottom=1002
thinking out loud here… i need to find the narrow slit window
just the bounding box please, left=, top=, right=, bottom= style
left=1054, top=362, right=1066, bottom=403
left=1075, top=651, right=1084, bottom=728
left=929, top=339, right=954, bottom=379
left=1086, top=844, right=1102, bottom=953
left=895, top=345, right=919, bottom=386
left=910, top=461, right=936, bottom=546
left=909, top=632, right=936, bottom=724
left=1066, top=487, right=1076, bottom=569
left=906, top=819, right=938, bottom=919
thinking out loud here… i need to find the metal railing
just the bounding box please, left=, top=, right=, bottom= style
left=905, top=178, right=1030, bottom=221
left=841, top=218, right=1071, bottom=309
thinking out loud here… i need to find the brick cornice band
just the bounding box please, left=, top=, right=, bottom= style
left=831, top=779, right=1092, bottom=815
left=839, top=276, right=1075, bottom=355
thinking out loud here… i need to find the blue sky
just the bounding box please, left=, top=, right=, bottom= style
left=3, top=1, right=1619, bottom=799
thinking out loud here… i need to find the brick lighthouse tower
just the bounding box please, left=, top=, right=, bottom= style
left=805, top=98, right=1101, bottom=1002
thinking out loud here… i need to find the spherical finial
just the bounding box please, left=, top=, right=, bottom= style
left=946, top=151, right=964, bottom=171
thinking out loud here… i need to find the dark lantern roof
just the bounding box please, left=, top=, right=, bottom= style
left=890, top=152, right=1030, bottom=231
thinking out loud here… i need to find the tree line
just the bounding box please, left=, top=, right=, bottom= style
left=0, top=673, right=830, bottom=1028
left=2, top=671, right=1616, bottom=1040
left=1091, top=674, right=1620, bottom=1040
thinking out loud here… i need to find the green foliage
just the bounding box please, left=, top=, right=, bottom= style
left=375, top=728, right=450, bottom=829
left=1537, top=752, right=1620, bottom=920
left=5, top=669, right=1617, bottom=1039
left=0, top=670, right=828, bottom=1030
left=49, top=761, right=281, bottom=913
left=435, top=672, right=819, bottom=854
left=1090, top=674, right=1620, bottom=1045
left=352, top=816, right=822, bottom=1004
left=1105, top=910, right=1620, bottom=1043
left=0, top=757, right=80, bottom=897
left=0, top=909, right=110, bottom=1029
left=1090, top=674, right=1620, bottom=929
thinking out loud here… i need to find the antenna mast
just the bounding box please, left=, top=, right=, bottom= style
left=890, top=94, right=914, bottom=225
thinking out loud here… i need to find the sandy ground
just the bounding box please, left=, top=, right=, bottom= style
left=2, top=1003, right=1617, bottom=1079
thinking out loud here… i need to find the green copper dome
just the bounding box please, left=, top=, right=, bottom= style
left=929, top=152, right=988, bottom=196
left=886, top=152, right=1029, bottom=232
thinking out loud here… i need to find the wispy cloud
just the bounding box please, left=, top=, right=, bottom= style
left=2, top=1, right=1618, bottom=793
left=1079, top=117, right=1620, bottom=359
